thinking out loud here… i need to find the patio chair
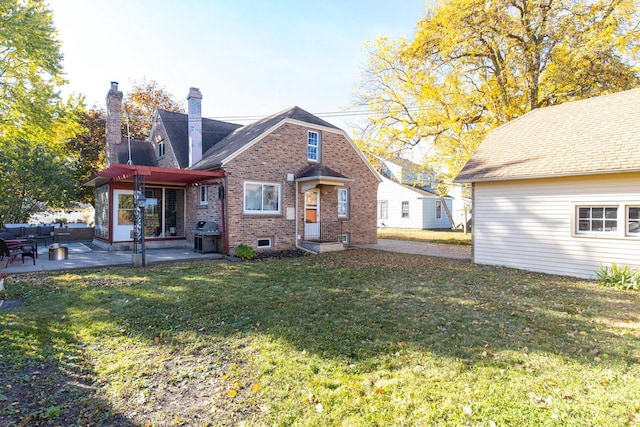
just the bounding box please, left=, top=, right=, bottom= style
left=0, top=238, right=36, bottom=268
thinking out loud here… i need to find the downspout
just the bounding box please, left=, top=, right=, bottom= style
left=294, top=180, right=317, bottom=255
left=220, top=180, right=228, bottom=255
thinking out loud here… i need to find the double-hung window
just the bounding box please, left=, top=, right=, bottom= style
left=244, top=181, right=281, bottom=214
left=377, top=201, right=388, bottom=219
left=338, top=188, right=349, bottom=218
left=307, top=131, right=320, bottom=162
left=401, top=201, right=410, bottom=218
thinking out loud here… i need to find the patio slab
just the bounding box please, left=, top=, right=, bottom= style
left=1, top=241, right=225, bottom=274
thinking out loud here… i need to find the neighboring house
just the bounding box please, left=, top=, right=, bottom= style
left=86, top=82, right=381, bottom=255
left=456, top=88, right=640, bottom=279
left=372, top=156, right=469, bottom=229
left=377, top=177, right=453, bottom=229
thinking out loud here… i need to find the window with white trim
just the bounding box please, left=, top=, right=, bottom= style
left=338, top=188, right=349, bottom=217
left=257, top=237, right=273, bottom=249
left=158, top=140, right=166, bottom=158
left=338, top=234, right=349, bottom=244
left=577, top=206, right=618, bottom=234
left=401, top=201, right=409, bottom=218
left=307, top=131, right=320, bottom=162
left=244, top=181, right=281, bottom=214
left=377, top=200, right=388, bottom=219
left=627, top=206, right=640, bottom=235
left=199, top=185, right=208, bottom=206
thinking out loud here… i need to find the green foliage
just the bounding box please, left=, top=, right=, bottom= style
left=596, top=264, right=640, bottom=290
left=65, top=107, right=107, bottom=206
left=235, top=244, right=256, bottom=261
left=355, top=0, right=640, bottom=183
left=124, top=78, right=184, bottom=140
left=0, top=1, right=85, bottom=226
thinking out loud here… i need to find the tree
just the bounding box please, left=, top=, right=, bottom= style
left=66, top=107, right=107, bottom=206
left=355, top=0, right=640, bottom=185
left=0, top=0, right=63, bottom=133
left=0, top=0, right=85, bottom=226
left=123, top=79, right=184, bottom=140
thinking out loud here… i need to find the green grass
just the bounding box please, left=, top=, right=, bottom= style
left=378, top=227, right=472, bottom=245
left=1, top=250, right=639, bottom=426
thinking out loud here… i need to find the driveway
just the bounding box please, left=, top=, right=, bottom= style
left=355, top=239, right=471, bottom=260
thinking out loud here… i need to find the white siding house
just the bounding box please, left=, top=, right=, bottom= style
left=377, top=177, right=453, bottom=229
left=456, top=88, right=640, bottom=279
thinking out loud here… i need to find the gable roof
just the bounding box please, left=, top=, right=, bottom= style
left=380, top=176, right=446, bottom=198
left=190, top=106, right=339, bottom=170
left=456, top=88, right=640, bottom=183
left=158, top=109, right=242, bottom=169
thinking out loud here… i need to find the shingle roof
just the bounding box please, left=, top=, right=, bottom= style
left=158, top=109, right=242, bottom=169
left=296, top=164, right=350, bottom=180
left=455, top=88, right=640, bottom=182
left=114, top=138, right=157, bottom=166
left=190, top=106, right=339, bottom=170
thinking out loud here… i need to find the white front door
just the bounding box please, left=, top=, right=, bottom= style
left=304, top=189, right=320, bottom=239
left=113, top=190, right=135, bottom=241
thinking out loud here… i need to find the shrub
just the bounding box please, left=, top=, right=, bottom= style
left=235, top=244, right=256, bottom=261
left=596, top=264, right=639, bottom=290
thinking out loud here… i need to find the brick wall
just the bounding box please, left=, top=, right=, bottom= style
left=222, top=122, right=379, bottom=254
left=151, top=120, right=181, bottom=169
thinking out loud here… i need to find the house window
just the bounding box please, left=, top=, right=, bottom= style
left=401, top=201, right=410, bottom=218
left=117, top=194, right=135, bottom=225
left=338, top=188, right=349, bottom=218
left=628, top=206, right=640, bottom=235
left=338, top=234, right=350, bottom=244
left=377, top=200, right=388, bottom=219
left=307, top=131, right=320, bottom=162
left=158, top=140, right=166, bottom=158
left=257, top=237, right=273, bottom=249
left=199, top=185, right=208, bottom=206
left=244, top=181, right=281, bottom=214
left=577, top=206, right=618, bottom=233
left=435, top=200, right=442, bottom=219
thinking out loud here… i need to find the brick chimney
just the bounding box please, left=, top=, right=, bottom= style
left=187, top=87, right=203, bottom=167
left=105, top=81, right=123, bottom=166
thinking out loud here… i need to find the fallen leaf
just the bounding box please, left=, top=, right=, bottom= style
left=227, top=390, right=237, bottom=397
left=251, top=383, right=261, bottom=393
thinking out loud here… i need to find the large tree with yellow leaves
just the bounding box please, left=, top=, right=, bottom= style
left=355, top=0, right=640, bottom=184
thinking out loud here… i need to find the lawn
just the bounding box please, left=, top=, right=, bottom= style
left=1, top=250, right=639, bottom=426
left=378, top=227, right=472, bottom=245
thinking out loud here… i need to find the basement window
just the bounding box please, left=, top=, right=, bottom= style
left=257, top=238, right=273, bottom=249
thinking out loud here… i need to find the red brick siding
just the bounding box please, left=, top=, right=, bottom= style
left=151, top=120, right=181, bottom=169
left=222, top=122, right=378, bottom=254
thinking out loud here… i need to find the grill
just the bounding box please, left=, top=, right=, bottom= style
left=194, top=221, right=221, bottom=253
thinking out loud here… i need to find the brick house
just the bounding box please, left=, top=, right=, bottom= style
left=85, top=83, right=380, bottom=255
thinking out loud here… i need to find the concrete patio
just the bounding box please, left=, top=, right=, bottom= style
left=1, top=241, right=225, bottom=274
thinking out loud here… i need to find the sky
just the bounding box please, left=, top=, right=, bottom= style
left=48, top=0, right=426, bottom=133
